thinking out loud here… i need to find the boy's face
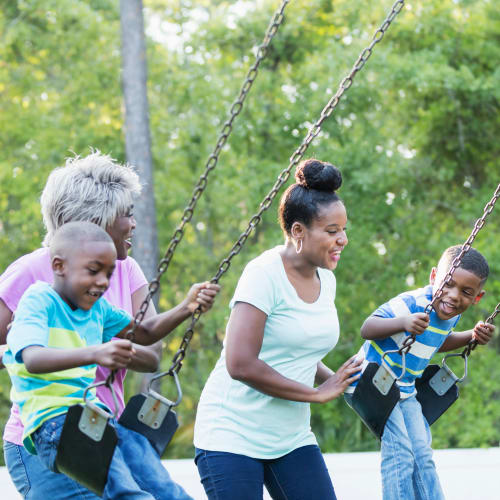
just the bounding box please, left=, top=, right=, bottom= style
left=429, top=265, right=484, bottom=320
left=52, top=241, right=117, bottom=310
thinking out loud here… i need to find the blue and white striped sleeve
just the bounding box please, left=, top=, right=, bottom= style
left=372, top=293, right=415, bottom=319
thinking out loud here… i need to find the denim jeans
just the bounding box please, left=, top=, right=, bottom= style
left=32, top=413, right=192, bottom=500
left=195, top=445, right=337, bottom=500
left=381, top=395, right=445, bottom=500
left=4, top=439, right=99, bottom=500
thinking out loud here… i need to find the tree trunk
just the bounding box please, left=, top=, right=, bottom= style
left=120, top=0, right=158, bottom=286
left=120, top=0, right=161, bottom=393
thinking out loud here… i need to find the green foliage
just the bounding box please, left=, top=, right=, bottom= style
left=1, top=0, right=499, bottom=465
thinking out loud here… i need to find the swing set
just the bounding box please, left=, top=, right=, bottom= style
left=48, top=0, right=497, bottom=494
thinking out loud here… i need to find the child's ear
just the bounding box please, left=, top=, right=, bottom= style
left=52, top=256, right=65, bottom=276
left=474, top=291, right=485, bottom=304
left=429, top=267, right=437, bottom=285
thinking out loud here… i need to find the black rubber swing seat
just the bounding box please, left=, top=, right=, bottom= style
left=349, top=362, right=400, bottom=439
left=55, top=404, right=118, bottom=496
left=415, top=364, right=459, bottom=426
left=118, top=392, right=179, bottom=456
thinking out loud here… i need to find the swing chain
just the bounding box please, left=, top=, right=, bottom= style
left=112, top=0, right=290, bottom=349
left=286, top=0, right=406, bottom=161
left=428, top=182, right=500, bottom=317
left=117, top=0, right=290, bottom=348
left=484, top=302, right=500, bottom=326
left=399, top=183, right=500, bottom=356
left=167, top=0, right=408, bottom=375
left=213, top=0, right=407, bottom=283
left=137, top=0, right=290, bottom=292
left=105, top=1, right=291, bottom=389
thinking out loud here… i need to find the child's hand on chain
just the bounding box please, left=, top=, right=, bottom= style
left=403, top=313, right=429, bottom=335
left=95, top=340, right=136, bottom=370
left=472, top=321, right=495, bottom=345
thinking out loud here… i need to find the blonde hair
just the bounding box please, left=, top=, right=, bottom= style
left=41, top=150, right=142, bottom=246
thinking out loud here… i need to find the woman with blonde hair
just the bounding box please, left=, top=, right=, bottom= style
left=1, top=151, right=218, bottom=499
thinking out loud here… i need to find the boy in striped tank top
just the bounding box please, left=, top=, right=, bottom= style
left=347, top=245, right=494, bottom=500
left=4, top=221, right=219, bottom=499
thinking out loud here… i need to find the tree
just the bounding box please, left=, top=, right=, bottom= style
left=120, top=0, right=160, bottom=394
left=120, top=0, right=159, bottom=285
left=0, top=0, right=499, bottom=462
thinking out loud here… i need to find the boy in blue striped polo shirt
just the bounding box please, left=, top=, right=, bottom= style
left=349, top=245, right=494, bottom=500
left=4, top=221, right=219, bottom=500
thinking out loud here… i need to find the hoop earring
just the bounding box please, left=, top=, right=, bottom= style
left=296, top=239, right=303, bottom=254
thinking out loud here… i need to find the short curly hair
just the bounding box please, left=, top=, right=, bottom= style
left=41, top=150, right=142, bottom=246
left=438, top=245, right=489, bottom=284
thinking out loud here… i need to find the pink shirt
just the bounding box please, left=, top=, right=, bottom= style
left=0, top=247, right=148, bottom=445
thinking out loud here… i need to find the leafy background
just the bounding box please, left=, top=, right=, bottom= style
left=0, top=0, right=499, bottom=462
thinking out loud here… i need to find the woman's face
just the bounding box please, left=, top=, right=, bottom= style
left=300, top=201, right=348, bottom=271
left=106, top=206, right=136, bottom=260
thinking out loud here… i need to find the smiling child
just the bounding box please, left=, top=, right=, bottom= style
left=346, top=245, right=495, bottom=500
left=3, top=221, right=219, bottom=499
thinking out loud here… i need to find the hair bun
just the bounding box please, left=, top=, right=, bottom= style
left=295, top=159, right=342, bottom=192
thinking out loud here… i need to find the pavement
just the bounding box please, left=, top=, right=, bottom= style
left=1, top=447, right=499, bottom=499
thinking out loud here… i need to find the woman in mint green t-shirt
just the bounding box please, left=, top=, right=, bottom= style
left=194, top=159, right=362, bottom=500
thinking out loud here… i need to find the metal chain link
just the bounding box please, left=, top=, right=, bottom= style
left=484, top=302, right=500, bottom=325
left=168, top=0, right=407, bottom=375
left=115, top=1, right=290, bottom=350
left=399, top=183, right=500, bottom=356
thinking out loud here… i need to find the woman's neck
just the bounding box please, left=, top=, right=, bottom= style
left=280, top=241, right=317, bottom=279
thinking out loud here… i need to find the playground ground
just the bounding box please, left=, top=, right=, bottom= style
left=1, top=447, right=498, bottom=499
